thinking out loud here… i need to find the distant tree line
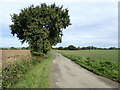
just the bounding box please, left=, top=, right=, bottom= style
left=0, top=47, right=30, bottom=50
left=52, top=45, right=119, bottom=50
left=0, top=45, right=119, bottom=50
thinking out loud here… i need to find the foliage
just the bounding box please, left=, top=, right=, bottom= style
left=21, top=47, right=30, bottom=50
left=9, top=53, right=53, bottom=88
left=58, top=46, right=64, bottom=50
left=2, top=56, right=39, bottom=88
left=2, top=53, right=53, bottom=88
left=109, top=47, right=118, bottom=50
left=67, top=45, right=77, bottom=50
left=10, top=3, right=71, bottom=55
left=31, top=51, right=44, bottom=56
left=10, top=47, right=17, bottom=50
left=55, top=45, right=119, bottom=50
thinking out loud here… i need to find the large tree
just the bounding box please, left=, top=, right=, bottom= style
left=10, top=3, right=71, bottom=55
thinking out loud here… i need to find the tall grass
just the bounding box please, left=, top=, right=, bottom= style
left=2, top=53, right=53, bottom=88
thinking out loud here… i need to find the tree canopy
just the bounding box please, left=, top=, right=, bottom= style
left=67, top=45, right=77, bottom=50
left=10, top=3, right=71, bottom=55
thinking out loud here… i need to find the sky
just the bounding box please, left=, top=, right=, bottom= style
left=0, top=0, right=119, bottom=48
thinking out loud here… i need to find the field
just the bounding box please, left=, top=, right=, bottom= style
left=55, top=50, right=119, bottom=82
left=56, top=50, right=118, bottom=63
left=1, top=50, right=31, bottom=67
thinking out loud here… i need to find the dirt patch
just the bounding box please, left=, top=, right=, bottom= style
left=1, top=50, right=31, bottom=66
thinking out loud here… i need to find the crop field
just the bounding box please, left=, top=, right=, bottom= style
left=55, top=50, right=119, bottom=82
left=56, top=50, right=118, bottom=63
left=1, top=50, right=31, bottom=67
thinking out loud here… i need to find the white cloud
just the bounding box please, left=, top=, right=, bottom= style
left=69, top=3, right=117, bottom=27
left=0, top=0, right=118, bottom=48
left=0, top=0, right=119, bottom=3
left=56, top=38, right=118, bottom=48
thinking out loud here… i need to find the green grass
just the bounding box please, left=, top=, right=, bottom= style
left=2, top=52, right=53, bottom=88
left=55, top=50, right=119, bottom=82
left=56, top=50, right=118, bottom=63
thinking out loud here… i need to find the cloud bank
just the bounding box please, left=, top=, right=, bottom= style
left=0, top=0, right=118, bottom=48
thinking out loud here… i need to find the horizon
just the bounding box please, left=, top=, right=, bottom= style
left=0, top=45, right=118, bottom=48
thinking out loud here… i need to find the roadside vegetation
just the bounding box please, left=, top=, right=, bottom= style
left=55, top=50, right=119, bottom=82
left=2, top=52, right=53, bottom=88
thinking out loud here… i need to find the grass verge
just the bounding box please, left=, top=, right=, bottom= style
left=60, top=53, right=119, bottom=82
left=2, top=52, right=53, bottom=88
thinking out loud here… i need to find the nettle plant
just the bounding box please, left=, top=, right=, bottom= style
left=10, top=3, right=71, bottom=56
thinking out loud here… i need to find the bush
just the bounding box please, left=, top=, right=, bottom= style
left=2, top=56, right=42, bottom=88
left=31, top=51, right=44, bottom=56
left=58, top=47, right=64, bottom=50
left=67, top=45, right=77, bottom=50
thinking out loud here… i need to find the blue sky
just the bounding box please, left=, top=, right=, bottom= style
left=0, top=0, right=118, bottom=48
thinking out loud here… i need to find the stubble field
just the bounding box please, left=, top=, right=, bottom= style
left=1, top=50, right=31, bottom=67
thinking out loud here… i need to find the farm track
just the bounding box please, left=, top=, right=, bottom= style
left=50, top=53, right=118, bottom=88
